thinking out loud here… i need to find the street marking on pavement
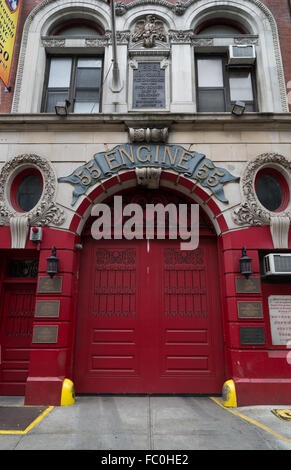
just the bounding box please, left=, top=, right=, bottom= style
left=210, top=397, right=291, bottom=446
left=271, top=409, right=291, bottom=421
left=0, top=406, right=54, bottom=435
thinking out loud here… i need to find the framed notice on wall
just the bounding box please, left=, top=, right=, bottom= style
left=268, top=295, right=291, bottom=345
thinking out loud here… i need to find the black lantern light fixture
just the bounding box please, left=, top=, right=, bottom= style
left=55, top=100, right=71, bottom=116
left=232, top=101, right=246, bottom=116
left=46, top=246, right=59, bottom=278
left=239, top=247, right=252, bottom=279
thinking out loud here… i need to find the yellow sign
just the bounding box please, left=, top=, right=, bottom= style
left=271, top=409, right=291, bottom=421
left=0, top=0, right=21, bottom=87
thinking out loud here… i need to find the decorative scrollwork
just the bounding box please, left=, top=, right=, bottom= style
left=233, top=153, right=291, bottom=226
left=164, top=248, right=204, bottom=265
left=0, top=154, right=65, bottom=227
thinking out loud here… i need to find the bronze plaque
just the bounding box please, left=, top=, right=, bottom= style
left=237, top=301, right=263, bottom=319
left=235, top=277, right=261, bottom=294
left=133, top=62, right=166, bottom=109
left=35, top=301, right=60, bottom=318
left=32, top=325, right=59, bottom=344
left=240, top=327, right=265, bottom=345
left=37, top=276, right=62, bottom=294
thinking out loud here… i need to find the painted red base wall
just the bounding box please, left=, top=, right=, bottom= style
left=1, top=220, right=291, bottom=406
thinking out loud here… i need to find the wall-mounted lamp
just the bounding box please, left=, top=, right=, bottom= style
left=46, top=246, right=59, bottom=278
left=232, top=101, right=246, bottom=116
left=55, top=100, right=71, bottom=116
left=239, top=247, right=252, bottom=279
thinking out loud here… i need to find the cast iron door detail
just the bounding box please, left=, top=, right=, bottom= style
left=74, top=237, right=224, bottom=393
left=0, top=283, right=36, bottom=395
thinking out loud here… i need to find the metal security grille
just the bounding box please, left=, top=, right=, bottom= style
left=93, top=248, right=136, bottom=318
left=164, top=248, right=207, bottom=319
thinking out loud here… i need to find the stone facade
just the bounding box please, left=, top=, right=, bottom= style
left=0, top=0, right=291, bottom=406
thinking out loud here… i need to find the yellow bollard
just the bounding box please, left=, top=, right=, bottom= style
left=61, top=378, right=75, bottom=406
left=222, top=379, right=237, bottom=407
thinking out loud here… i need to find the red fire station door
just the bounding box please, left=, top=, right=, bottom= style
left=74, top=236, right=224, bottom=394
left=0, top=282, right=36, bottom=395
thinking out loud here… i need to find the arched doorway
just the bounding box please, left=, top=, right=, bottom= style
left=73, top=188, right=225, bottom=394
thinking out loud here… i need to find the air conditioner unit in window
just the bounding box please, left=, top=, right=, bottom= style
left=263, top=254, right=291, bottom=276
left=228, top=45, right=256, bottom=64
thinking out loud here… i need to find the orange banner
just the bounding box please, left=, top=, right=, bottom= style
left=0, top=0, right=21, bottom=87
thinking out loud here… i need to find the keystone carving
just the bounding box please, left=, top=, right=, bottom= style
left=128, top=128, right=168, bottom=143
left=115, top=2, right=127, bottom=16
left=136, top=167, right=161, bottom=189
left=172, top=1, right=186, bottom=16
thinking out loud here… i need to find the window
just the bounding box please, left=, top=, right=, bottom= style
left=43, top=56, right=103, bottom=113
left=255, top=168, right=290, bottom=212
left=196, top=54, right=256, bottom=112
left=10, top=168, right=43, bottom=212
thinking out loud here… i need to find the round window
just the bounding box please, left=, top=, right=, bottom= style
left=255, top=168, right=289, bottom=212
left=10, top=169, right=43, bottom=212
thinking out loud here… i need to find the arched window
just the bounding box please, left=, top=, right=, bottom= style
left=194, top=19, right=257, bottom=112
left=195, top=19, right=249, bottom=36
left=50, top=19, right=105, bottom=37
left=42, top=22, right=104, bottom=114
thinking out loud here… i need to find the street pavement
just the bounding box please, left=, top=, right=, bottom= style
left=1, top=395, right=291, bottom=452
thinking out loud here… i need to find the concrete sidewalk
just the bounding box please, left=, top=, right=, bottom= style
left=1, top=395, right=291, bottom=450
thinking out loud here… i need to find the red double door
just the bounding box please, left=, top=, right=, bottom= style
left=74, top=235, right=225, bottom=394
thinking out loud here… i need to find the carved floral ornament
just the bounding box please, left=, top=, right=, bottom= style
left=0, top=154, right=65, bottom=227
left=233, top=153, right=291, bottom=226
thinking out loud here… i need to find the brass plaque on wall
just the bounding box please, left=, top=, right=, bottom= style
left=35, top=301, right=60, bottom=318
left=235, top=277, right=261, bottom=294
left=240, top=327, right=265, bottom=345
left=237, top=301, right=263, bottom=319
left=32, top=325, right=59, bottom=344
left=37, top=276, right=62, bottom=294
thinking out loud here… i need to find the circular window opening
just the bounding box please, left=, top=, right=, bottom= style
left=255, top=168, right=290, bottom=212
left=11, top=169, right=43, bottom=212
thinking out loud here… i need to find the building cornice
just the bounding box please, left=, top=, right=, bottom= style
left=0, top=113, right=290, bottom=132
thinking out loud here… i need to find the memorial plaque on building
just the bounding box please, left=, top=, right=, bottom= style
left=235, top=277, right=261, bottom=294
left=240, top=326, right=265, bottom=345
left=35, top=300, right=60, bottom=318
left=37, top=276, right=62, bottom=294
left=133, top=62, right=165, bottom=109
left=32, top=325, right=59, bottom=344
left=237, top=301, right=263, bottom=319
left=268, top=295, right=291, bottom=345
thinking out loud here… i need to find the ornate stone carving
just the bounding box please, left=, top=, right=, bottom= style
left=191, top=37, right=214, bottom=46
left=85, top=34, right=110, bottom=47
left=0, top=154, right=65, bottom=230
left=136, top=167, right=161, bottom=189
left=168, top=30, right=194, bottom=44
left=172, top=1, right=186, bottom=16
left=128, top=128, right=168, bottom=143
left=41, top=37, right=65, bottom=48
left=115, top=2, right=128, bottom=16
left=115, top=30, right=131, bottom=44
left=233, top=153, right=291, bottom=228
left=131, top=15, right=167, bottom=48
left=234, top=36, right=259, bottom=45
